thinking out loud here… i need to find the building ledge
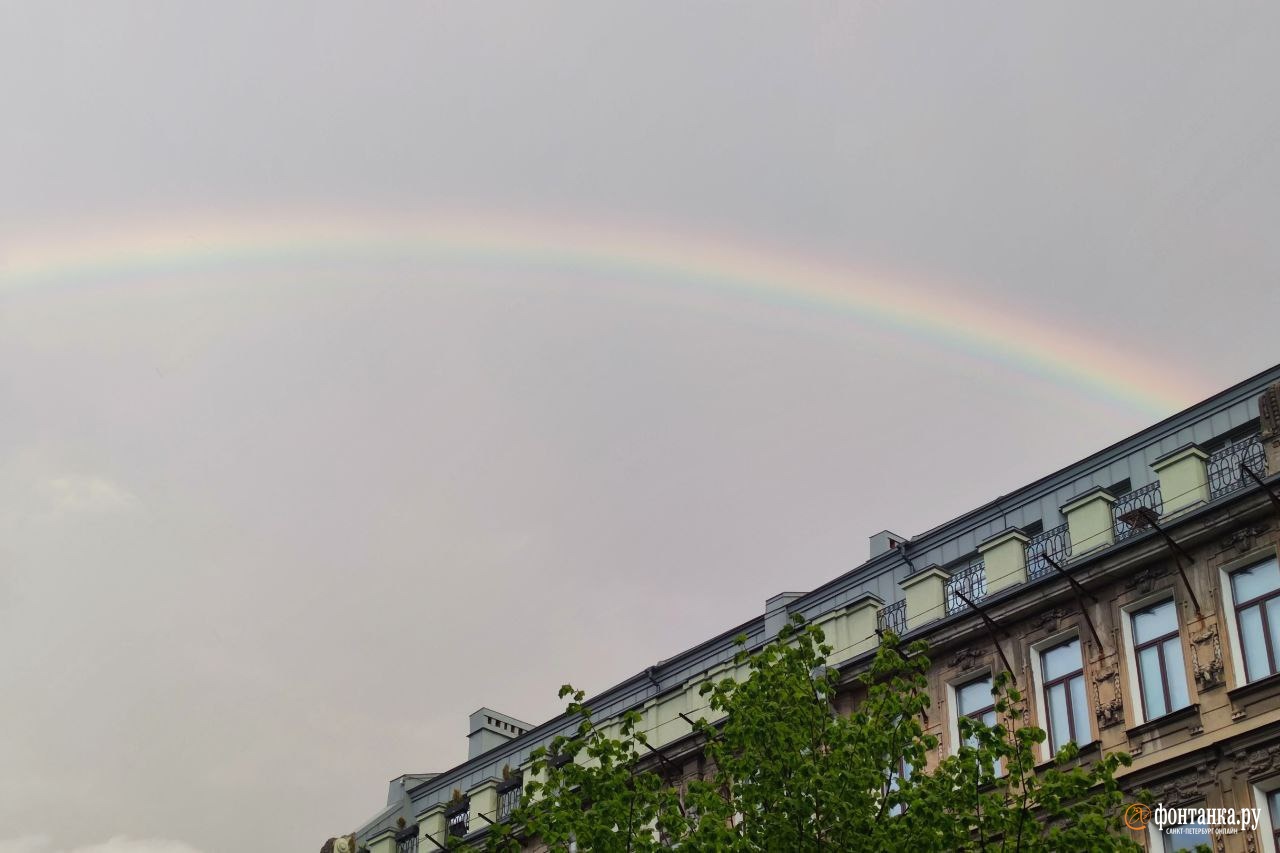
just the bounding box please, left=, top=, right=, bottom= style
left=1125, top=703, right=1200, bottom=742
left=1227, top=671, right=1280, bottom=707
left=1034, top=738, right=1101, bottom=774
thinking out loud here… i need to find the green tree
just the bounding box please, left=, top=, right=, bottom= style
left=485, top=617, right=1143, bottom=852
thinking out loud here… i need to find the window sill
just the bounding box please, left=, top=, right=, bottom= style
left=1125, top=704, right=1199, bottom=741
left=1035, top=739, right=1101, bottom=774
left=1227, top=671, right=1280, bottom=704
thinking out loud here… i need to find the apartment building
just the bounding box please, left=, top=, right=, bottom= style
left=344, top=364, right=1280, bottom=853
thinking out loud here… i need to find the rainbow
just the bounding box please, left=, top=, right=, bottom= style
left=1, top=208, right=1208, bottom=415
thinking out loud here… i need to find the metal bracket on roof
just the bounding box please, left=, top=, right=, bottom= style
left=1117, top=507, right=1201, bottom=616
left=1242, top=462, right=1280, bottom=513
left=952, top=589, right=1016, bottom=683
left=1042, top=554, right=1104, bottom=650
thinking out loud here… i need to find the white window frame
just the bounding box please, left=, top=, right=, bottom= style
left=948, top=668, right=995, bottom=757
left=1218, top=545, right=1280, bottom=689
left=1253, top=777, right=1280, bottom=853
left=1028, top=627, right=1085, bottom=763
left=1120, top=590, right=1189, bottom=726
left=1146, top=797, right=1209, bottom=852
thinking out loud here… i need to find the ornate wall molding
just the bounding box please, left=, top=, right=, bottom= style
left=1126, top=566, right=1169, bottom=595
left=1190, top=621, right=1226, bottom=692
left=1030, top=607, right=1073, bottom=634
left=1220, top=525, right=1270, bottom=557
left=949, top=647, right=987, bottom=671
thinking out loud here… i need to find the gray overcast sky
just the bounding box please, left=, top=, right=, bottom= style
left=1, top=4, right=1278, bottom=852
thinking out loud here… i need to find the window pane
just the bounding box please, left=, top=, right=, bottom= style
left=1133, top=600, right=1177, bottom=644
left=1163, top=637, right=1190, bottom=712
left=1139, top=645, right=1168, bottom=719
left=1266, top=598, right=1280, bottom=678
left=1269, top=790, right=1280, bottom=831
left=958, top=678, right=993, bottom=715
left=1240, top=604, right=1271, bottom=681
left=1163, top=821, right=1210, bottom=852
left=1042, top=639, right=1082, bottom=681
left=1069, top=675, right=1090, bottom=745
left=1046, top=682, right=1069, bottom=752
left=1232, top=558, right=1280, bottom=603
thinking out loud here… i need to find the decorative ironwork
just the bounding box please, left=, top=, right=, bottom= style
left=1113, top=481, right=1163, bottom=542
left=1025, top=523, right=1071, bottom=580
left=497, top=775, right=522, bottom=822
left=945, top=560, right=987, bottom=615
left=876, top=600, right=907, bottom=636
left=1208, top=434, right=1267, bottom=500
left=445, top=797, right=470, bottom=838
left=395, top=827, right=419, bottom=853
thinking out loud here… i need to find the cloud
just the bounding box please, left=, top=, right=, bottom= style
left=37, top=475, right=142, bottom=514
left=0, top=836, right=204, bottom=853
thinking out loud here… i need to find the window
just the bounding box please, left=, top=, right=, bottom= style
left=1040, top=638, right=1090, bottom=754
left=1250, top=781, right=1280, bottom=853
left=886, top=756, right=912, bottom=816
left=956, top=676, right=996, bottom=740
left=954, top=676, right=999, bottom=778
left=1269, top=790, right=1280, bottom=853
left=1230, top=557, right=1280, bottom=683
left=1131, top=599, right=1190, bottom=720
left=1149, top=801, right=1210, bottom=852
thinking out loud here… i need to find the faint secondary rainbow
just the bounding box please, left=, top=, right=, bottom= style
left=1, top=210, right=1206, bottom=415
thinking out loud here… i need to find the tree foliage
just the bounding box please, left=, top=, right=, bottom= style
left=484, top=617, right=1142, bottom=852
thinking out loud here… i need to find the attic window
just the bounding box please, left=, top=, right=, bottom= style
left=1022, top=520, right=1044, bottom=538
left=1107, top=478, right=1132, bottom=497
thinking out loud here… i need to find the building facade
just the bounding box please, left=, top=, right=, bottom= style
left=342, top=365, right=1280, bottom=853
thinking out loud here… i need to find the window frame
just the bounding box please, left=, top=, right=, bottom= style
left=948, top=670, right=1001, bottom=780
left=950, top=672, right=997, bottom=752
left=1029, top=629, right=1090, bottom=760
left=1254, top=779, right=1280, bottom=853
left=1146, top=797, right=1210, bottom=852
left=1220, top=548, right=1280, bottom=688
left=1120, top=592, right=1190, bottom=725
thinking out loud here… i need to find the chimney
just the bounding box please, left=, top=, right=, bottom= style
left=468, top=708, right=533, bottom=760
left=764, top=591, right=805, bottom=639
left=869, top=530, right=907, bottom=559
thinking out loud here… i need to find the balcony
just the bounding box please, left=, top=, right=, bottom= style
left=944, top=560, right=987, bottom=615
left=1208, top=433, right=1267, bottom=500
left=395, top=827, right=419, bottom=853
left=497, top=775, right=522, bottom=822
left=1025, top=523, right=1071, bottom=581
left=1113, top=481, right=1163, bottom=542
left=876, top=600, right=907, bottom=637
left=445, top=796, right=470, bottom=838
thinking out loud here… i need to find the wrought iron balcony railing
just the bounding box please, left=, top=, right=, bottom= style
left=876, top=599, right=908, bottom=637
left=1025, top=523, right=1071, bottom=581
left=446, top=797, right=470, bottom=838
left=1208, top=433, right=1267, bottom=500
left=497, top=775, right=522, bottom=822
left=944, top=561, right=987, bottom=615
left=1113, top=481, right=1163, bottom=542
left=395, top=827, right=419, bottom=853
